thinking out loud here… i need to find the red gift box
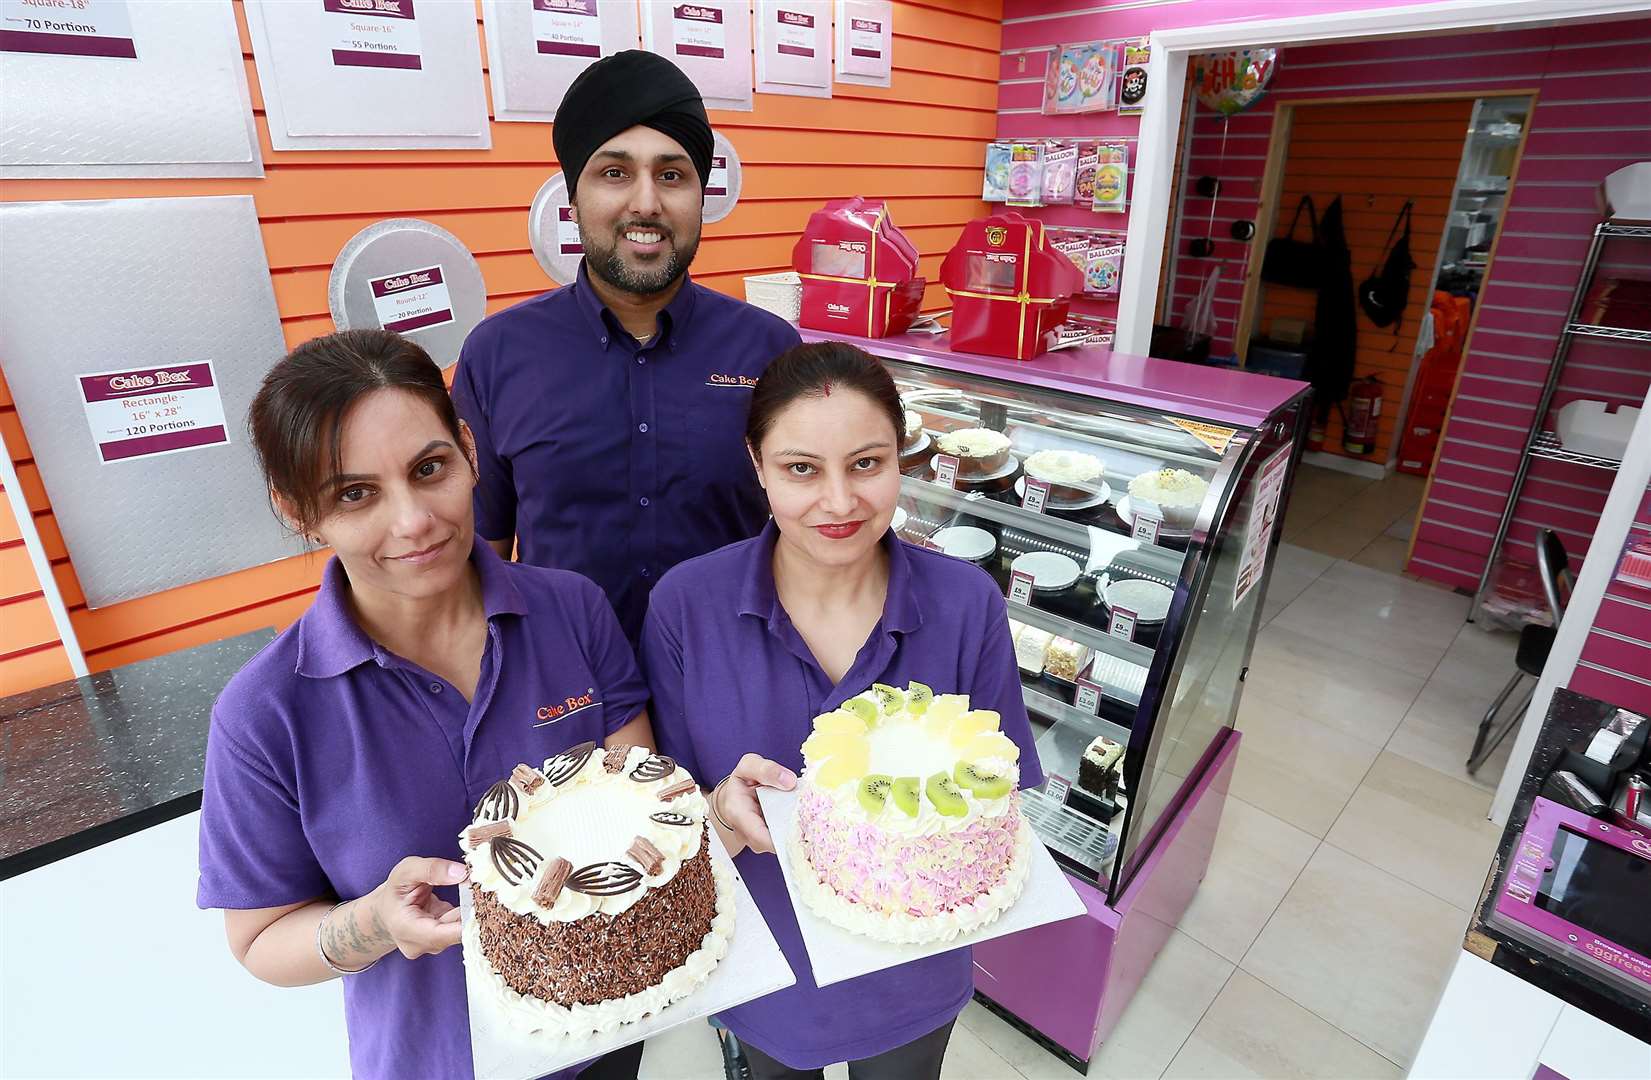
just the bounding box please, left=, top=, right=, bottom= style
left=941, top=212, right=1084, bottom=360
left=792, top=197, right=925, bottom=338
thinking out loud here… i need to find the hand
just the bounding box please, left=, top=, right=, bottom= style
left=363, top=856, right=469, bottom=961
left=716, top=753, right=797, bottom=855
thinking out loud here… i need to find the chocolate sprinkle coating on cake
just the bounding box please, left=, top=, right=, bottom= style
left=544, top=742, right=597, bottom=787
left=629, top=754, right=677, bottom=783
left=489, top=835, right=543, bottom=885
left=473, top=832, right=718, bottom=1007
left=650, top=811, right=695, bottom=827
left=473, top=779, right=519, bottom=823
left=567, top=861, right=644, bottom=896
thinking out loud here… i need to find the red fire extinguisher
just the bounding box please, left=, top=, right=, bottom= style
left=1343, top=376, right=1383, bottom=456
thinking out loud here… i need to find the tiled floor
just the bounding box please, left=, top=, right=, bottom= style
left=639, top=464, right=1520, bottom=1080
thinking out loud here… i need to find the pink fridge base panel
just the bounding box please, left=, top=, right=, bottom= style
left=972, top=729, right=1238, bottom=1063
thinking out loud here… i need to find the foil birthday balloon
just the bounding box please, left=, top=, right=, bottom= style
left=1193, top=48, right=1278, bottom=116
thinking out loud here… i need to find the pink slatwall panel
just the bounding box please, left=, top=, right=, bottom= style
left=1569, top=483, right=1651, bottom=713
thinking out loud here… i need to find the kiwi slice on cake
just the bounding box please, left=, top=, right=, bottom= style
left=870, top=682, right=905, bottom=714
left=858, top=774, right=894, bottom=815
left=905, top=681, right=934, bottom=715
left=954, top=761, right=1012, bottom=799
left=842, top=696, right=879, bottom=728
left=892, top=776, right=922, bottom=817
left=925, top=771, right=968, bottom=817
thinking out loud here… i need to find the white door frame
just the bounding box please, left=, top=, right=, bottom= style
left=1115, top=0, right=1651, bottom=357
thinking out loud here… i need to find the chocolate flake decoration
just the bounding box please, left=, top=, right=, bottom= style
left=532, top=856, right=573, bottom=908
left=543, top=741, right=596, bottom=787
left=566, top=861, right=644, bottom=896
left=627, top=836, right=665, bottom=876
left=467, top=819, right=512, bottom=847
left=650, top=811, right=695, bottom=827
left=489, top=835, right=543, bottom=886
left=510, top=764, right=546, bottom=794
left=656, top=779, right=697, bottom=801
left=602, top=744, right=631, bottom=773
left=629, top=754, right=677, bottom=783
left=473, top=779, right=519, bottom=823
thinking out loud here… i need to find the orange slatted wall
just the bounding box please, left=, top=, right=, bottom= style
left=0, top=0, right=1003, bottom=696
left=1255, top=97, right=1474, bottom=463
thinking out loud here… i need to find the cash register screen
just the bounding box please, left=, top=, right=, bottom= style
left=1535, top=827, right=1651, bottom=958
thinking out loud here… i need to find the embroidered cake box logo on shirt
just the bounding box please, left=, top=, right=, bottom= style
left=535, top=687, right=599, bottom=725
left=706, top=373, right=758, bottom=388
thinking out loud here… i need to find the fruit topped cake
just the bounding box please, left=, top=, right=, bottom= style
left=791, top=683, right=1033, bottom=943
left=460, top=743, right=733, bottom=1036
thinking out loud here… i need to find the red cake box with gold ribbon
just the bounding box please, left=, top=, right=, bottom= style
left=941, top=213, right=1084, bottom=360
left=792, top=197, right=926, bottom=338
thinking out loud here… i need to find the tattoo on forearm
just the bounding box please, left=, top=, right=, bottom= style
left=322, top=899, right=389, bottom=967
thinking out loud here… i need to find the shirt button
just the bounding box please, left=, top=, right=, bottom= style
left=637, top=356, right=646, bottom=366
left=639, top=496, right=650, bottom=507
left=601, top=336, right=609, bottom=346
left=641, top=567, right=652, bottom=578
left=638, top=422, right=649, bottom=433
left=429, top=682, right=442, bottom=694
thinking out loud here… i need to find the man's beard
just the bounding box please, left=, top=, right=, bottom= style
left=582, top=221, right=700, bottom=296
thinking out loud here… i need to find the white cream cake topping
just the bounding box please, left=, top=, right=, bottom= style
left=935, top=427, right=1011, bottom=458
left=1024, top=449, right=1102, bottom=484
left=1127, top=467, right=1208, bottom=508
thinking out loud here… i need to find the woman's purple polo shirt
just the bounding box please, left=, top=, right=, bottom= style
left=641, top=521, right=1044, bottom=1069
left=196, top=539, right=646, bottom=1078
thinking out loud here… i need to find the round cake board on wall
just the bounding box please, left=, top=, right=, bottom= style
left=328, top=218, right=487, bottom=370
left=528, top=129, right=745, bottom=284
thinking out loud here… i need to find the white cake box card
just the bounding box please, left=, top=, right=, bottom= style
left=462, top=828, right=793, bottom=1079
left=756, top=786, right=1086, bottom=989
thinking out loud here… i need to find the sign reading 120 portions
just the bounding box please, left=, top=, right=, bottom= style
left=78, top=362, right=230, bottom=464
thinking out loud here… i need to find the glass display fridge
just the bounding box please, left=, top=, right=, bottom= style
left=800, top=328, right=1311, bottom=1071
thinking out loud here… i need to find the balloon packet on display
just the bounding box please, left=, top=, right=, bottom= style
left=1074, top=143, right=1099, bottom=209
left=1116, top=40, right=1150, bottom=117
left=1085, top=242, right=1123, bottom=297
left=1090, top=143, right=1128, bottom=214
left=1005, top=142, right=1046, bottom=208
left=982, top=142, right=1012, bottom=202
left=1041, top=142, right=1078, bottom=205
left=1042, top=40, right=1115, bottom=114
left=1052, top=235, right=1090, bottom=275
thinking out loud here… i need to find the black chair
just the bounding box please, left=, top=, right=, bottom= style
left=1467, top=529, right=1571, bottom=774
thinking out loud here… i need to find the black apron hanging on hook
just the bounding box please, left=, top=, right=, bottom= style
left=1307, top=195, right=1357, bottom=408
left=1360, top=200, right=1416, bottom=335
left=1262, top=194, right=1322, bottom=288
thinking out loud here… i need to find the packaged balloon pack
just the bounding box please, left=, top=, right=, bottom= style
left=1090, top=143, right=1128, bottom=214
left=1116, top=40, right=1150, bottom=117
left=1041, top=142, right=1078, bottom=205
left=791, top=197, right=925, bottom=338
left=1041, top=40, right=1115, bottom=114
left=1005, top=143, right=1046, bottom=208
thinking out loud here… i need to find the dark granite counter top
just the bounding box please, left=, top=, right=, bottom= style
left=0, top=630, right=272, bottom=879
left=1467, top=687, right=1651, bottom=1042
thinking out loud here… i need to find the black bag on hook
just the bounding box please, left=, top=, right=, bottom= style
left=1359, top=201, right=1415, bottom=330
left=1262, top=194, right=1322, bottom=288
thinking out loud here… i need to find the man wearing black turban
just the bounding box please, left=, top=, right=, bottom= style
left=453, top=51, right=801, bottom=652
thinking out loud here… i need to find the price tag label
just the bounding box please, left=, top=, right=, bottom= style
left=1022, top=477, right=1050, bottom=514
left=1008, top=570, right=1036, bottom=605
left=933, top=453, right=960, bottom=489
left=1131, top=499, right=1162, bottom=544
left=1109, top=605, right=1138, bottom=642
left=980, top=401, right=1008, bottom=432
left=1074, top=677, right=1103, bottom=715
left=1045, top=773, right=1071, bottom=805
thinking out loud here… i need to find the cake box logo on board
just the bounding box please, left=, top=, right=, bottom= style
left=535, top=687, right=599, bottom=726
left=985, top=226, right=1008, bottom=248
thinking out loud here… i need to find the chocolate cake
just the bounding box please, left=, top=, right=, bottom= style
left=460, top=744, right=731, bottom=1036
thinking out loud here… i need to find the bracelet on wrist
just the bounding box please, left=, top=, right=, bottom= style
left=710, top=777, right=737, bottom=835
left=316, top=900, right=382, bottom=976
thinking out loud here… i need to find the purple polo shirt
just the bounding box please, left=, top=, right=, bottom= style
left=641, top=522, right=1044, bottom=1069
left=451, top=264, right=802, bottom=643
left=196, top=539, right=647, bottom=1079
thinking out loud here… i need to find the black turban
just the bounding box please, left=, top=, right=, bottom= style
left=554, top=51, right=713, bottom=200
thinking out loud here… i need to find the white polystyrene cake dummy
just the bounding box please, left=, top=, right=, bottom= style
left=933, top=526, right=996, bottom=562
left=463, top=827, right=794, bottom=1079
left=756, top=786, right=1086, bottom=989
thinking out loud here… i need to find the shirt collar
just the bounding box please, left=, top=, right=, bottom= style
left=571, top=260, right=698, bottom=353
left=736, top=520, right=923, bottom=636
left=295, top=535, right=527, bottom=679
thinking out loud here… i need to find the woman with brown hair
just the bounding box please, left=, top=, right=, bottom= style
left=195, top=329, right=650, bottom=1078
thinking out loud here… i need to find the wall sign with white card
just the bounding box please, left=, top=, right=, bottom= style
left=532, top=0, right=600, bottom=58
left=329, top=218, right=487, bottom=370
left=78, top=363, right=229, bottom=464
left=323, top=0, right=421, bottom=70
left=643, top=2, right=752, bottom=111
left=835, top=0, right=891, bottom=87
left=756, top=0, right=830, bottom=98
left=480, top=0, right=638, bottom=123
left=0, top=0, right=137, bottom=59
left=368, top=265, right=454, bottom=335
